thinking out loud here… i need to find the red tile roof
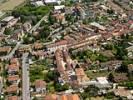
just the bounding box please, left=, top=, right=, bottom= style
left=6, top=85, right=18, bottom=93
left=7, top=75, right=19, bottom=82
left=8, top=64, right=19, bottom=71
left=8, top=96, right=19, bottom=100
left=35, top=80, right=46, bottom=89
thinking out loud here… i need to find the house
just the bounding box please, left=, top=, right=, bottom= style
left=46, top=40, right=68, bottom=53
left=45, top=93, right=80, bottom=100
left=8, top=96, right=19, bottom=100
left=6, top=85, right=19, bottom=94
left=54, top=5, right=65, bottom=11
left=95, top=77, right=111, bottom=89
left=10, top=29, right=24, bottom=41
left=44, top=0, right=58, bottom=4
left=114, top=87, right=133, bottom=99
left=31, top=1, right=45, bottom=6
left=128, top=64, right=133, bottom=73
left=90, top=22, right=106, bottom=31
left=45, top=94, right=58, bottom=100
left=32, top=43, right=44, bottom=50
left=32, top=50, right=47, bottom=59
left=7, top=75, right=20, bottom=84
left=10, top=58, right=19, bottom=66
left=113, top=73, right=128, bottom=83
left=35, top=80, right=46, bottom=93
left=100, top=60, right=122, bottom=71
left=0, top=46, right=12, bottom=55
left=18, top=45, right=31, bottom=53
left=1, top=16, right=18, bottom=28
left=23, top=22, right=32, bottom=32
left=75, top=68, right=89, bottom=85
left=7, top=64, right=19, bottom=75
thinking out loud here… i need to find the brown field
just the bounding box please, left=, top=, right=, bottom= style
left=0, top=0, right=26, bottom=11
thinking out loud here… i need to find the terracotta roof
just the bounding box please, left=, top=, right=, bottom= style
left=114, top=73, right=128, bottom=83
left=114, top=88, right=131, bottom=97
left=47, top=40, right=68, bottom=48
left=45, top=94, right=80, bottom=100
left=35, top=80, right=46, bottom=89
left=60, top=95, right=67, bottom=100
left=0, top=46, right=11, bottom=53
left=75, top=68, right=86, bottom=76
left=55, top=49, right=65, bottom=73
left=10, top=58, right=18, bottom=64
left=8, top=64, right=19, bottom=71
left=7, top=75, right=19, bottom=82
left=67, top=94, right=80, bottom=100
left=75, top=68, right=89, bottom=82
left=8, top=96, right=19, bottom=100
left=45, top=94, right=58, bottom=100
left=6, top=85, right=18, bottom=93
left=33, top=43, right=44, bottom=49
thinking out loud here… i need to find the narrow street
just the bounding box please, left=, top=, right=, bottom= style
left=22, top=53, right=30, bottom=100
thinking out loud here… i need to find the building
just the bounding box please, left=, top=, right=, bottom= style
left=1, top=16, right=18, bottom=28
left=46, top=40, right=68, bottom=53
left=35, top=80, right=46, bottom=93
left=44, top=0, right=58, bottom=4
left=10, top=29, right=24, bottom=41
left=45, top=93, right=80, bottom=100
left=0, top=46, right=12, bottom=55
left=7, top=75, right=20, bottom=84
left=7, top=64, right=19, bottom=75
left=90, top=22, right=106, bottom=31
left=6, top=85, right=19, bottom=94
left=31, top=1, right=45, bottom=6
left=8, top=96, right=19, bottom=100
left=23, top=22, right=32, bottom=32
left=75, top=68, right=90, bottom=85
left=114, top=87, right=133, bottom=99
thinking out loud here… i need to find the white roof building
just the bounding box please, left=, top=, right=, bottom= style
left=96, top=77, right=109, bottom=84
left=32, top=1, right=45, bottom=6
left=90, top=22, right=106, bottom=30
left=54, top=5, right=65, bottom=10
left=44, top=0, right=58, bottom=3
left=2, top=16, right=14, bottom=22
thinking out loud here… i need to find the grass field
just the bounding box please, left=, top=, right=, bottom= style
left=0, top=0, right=26, bottom=11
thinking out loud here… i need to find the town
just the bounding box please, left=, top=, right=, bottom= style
left=0, top=0, right=133, bottom=100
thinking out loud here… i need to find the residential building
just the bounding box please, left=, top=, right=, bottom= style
left=6, top=85, right=19, bottom=94
left=7, top=64, right=19, bottom=75
left=35, top=80, right=46, bottom=93
left=7, top=75, right=20, bottom=84
left=45, top=93, right=80, bottom=100
left=8, top=96, right=19, bottom=100
left=0, top=46, right=12, bottom=55
left=1, top=16, right=19, bottom=28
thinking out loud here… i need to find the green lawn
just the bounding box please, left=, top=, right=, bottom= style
left=86, top=70, right=109, bottom=79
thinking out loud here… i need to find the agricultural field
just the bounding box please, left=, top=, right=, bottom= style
left=0, top=0, right=26, bottom=11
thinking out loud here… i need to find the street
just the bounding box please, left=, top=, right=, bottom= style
left=22, top=53, right=30, bottom=100
left=0, top=41, right=22, bottom=60
left=29, top=15, right=48, bottom=33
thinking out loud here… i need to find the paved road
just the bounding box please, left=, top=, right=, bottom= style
left=0, top=41, right=22, bottom=60
left=22, top=53, right=30, bottom=100
left=0, top=77, right=2, bottom=95
left=29, top=15, right=48, bottom=33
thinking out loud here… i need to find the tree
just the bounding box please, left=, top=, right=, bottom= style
left=48, top=12, right=56, bottom=25
left=4, top=28, right=13, bottom=35
left=108, top=73, right=114, bottom=82
left=55, top=83, right=69, bottom=92
left=83, top=85, right=99, bottom=97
